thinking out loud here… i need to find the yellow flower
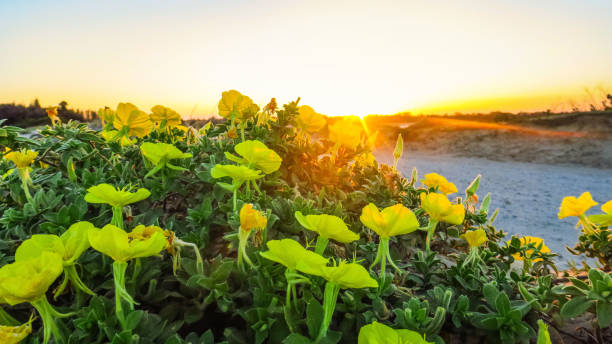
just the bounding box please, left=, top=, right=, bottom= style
left=0, top=318, right=33, bottom=344
left=129, top=224, right=170, bottom=247
left=218, top=90, right=259, bottom=120
left=113, top=102, right=153, bottom=138
left=225, top=140, right=282, bottom=174
left=150, top=105, right=182, bottom=128
left=46, top=106, right=59, bottom=125
left=260, top=239, right=329, bottom=271
left=296, top=260, right=378, bottom=289
left=421, top=173, right=458, bottom=195
left=59, top=221, right=94, bottom=265
left=84, top=183, right=151, bottom=208
left=295, top=211, right=359, bottom=243
left=358, top=321, right=432, bottom=344
left=98, top=107, right=116, bottom=126
left=558, top=192, right=598, bottom=219
left=420, top=192, right=465, bottom=225
left=0, top=251, right=63, bottom=305
left=14, top=222, right=95, bottom=297
left=510, top=236, right=550, bottom=262
left=461, top=229, right=488, bottom=248
left=88, top=224, right=166, bottom=262
left=328, top=117, right=364, bottom=150
left=296, top=105, right=326, bottom=134
left=5, top=149, right=37, bottom=169
left=240, top=204, right=267, bottom=232
left=360, top=203, right=419, bottom=239
left=589, top=200, right=612, bottom=226
left=15, top=221, right=94, bottom=265
left=210, top=164, right=264, bottom=186
left=140, top=142, right=192, bottom=177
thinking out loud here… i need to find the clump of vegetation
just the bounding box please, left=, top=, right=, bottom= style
left=0, top=99, right=93, bottom=128
left=0, top=90, right=610, bottom=343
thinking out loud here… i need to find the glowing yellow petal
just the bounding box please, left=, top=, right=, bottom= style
left=461, top=229, right=488, bottom=248
left=328, top=117, right=364, bottom=150
left=296, top=105, right=326, bottom=134
left=0, top=320, right=33, bottom=344
left=232, top=140, right=282, bottom=174
left=140, top=142, right=192, bottom=166
left=84, top=184, right=151, bottom=208
left=218, top=90, right=258, bottom=120
left=88, top=224, right=166, bottom=262
left=5, top=150, right=38, bottom=169
left=150, top=105, right=182, bottom=128
left=295, top=211, right=359, bottom=243
left=509, top=236, right=550, bottom=262
left=421, top=173, right=458, bottom=195
left=210, top=164, right=264, bottom=185
left=297, top=261, right=377, bottom=289
left=0, top=252, right=63, bottom=305
left=558, top=192, right=598, bottom=219
left=360, top=203, right=419, bottom=238
left=260, top=239, right=329, bottom=270
left=113, top=102, right=153, bottom=138
left=240, top=204, right=267, bottom=232
left=420, top=192, right=465, bottom=225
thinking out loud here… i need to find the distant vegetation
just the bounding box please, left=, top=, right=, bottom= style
left=0, top=99, right=93, bottom=127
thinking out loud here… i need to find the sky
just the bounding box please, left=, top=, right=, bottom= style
left=1, top=0, right=611, bottom=117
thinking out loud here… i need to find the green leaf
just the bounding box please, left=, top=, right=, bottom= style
left=283, top=333, right=311, bottom=344
left=307, top=297, right=324, bottom=339
left=569, top=278, right=589, bottom=291
left=125, top=310, right=144, bottom=331
left=596, top=302, right=612, bottom=328
left=483, top=283, right=499, bottom=307
left=560, top=296, right=595, bottom=319
left=495, top=293, right=511, bottom=315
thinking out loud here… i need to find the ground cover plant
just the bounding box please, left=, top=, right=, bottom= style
left=0, top=91, right=611, bottom=343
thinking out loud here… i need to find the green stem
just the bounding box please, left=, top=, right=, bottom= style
left=314, top=236, right=329, bottom=256
left=252, top=180, right=261, bottom=194
left=22, top=176, right=32, bottom=201
left=54, top=264, right=95, bottom=299
left=238, top=228, right=253, bottom=270
left=112, top=261, right=136, bottom=330
left=379, top=239, right=387, bottom=291
left=233, top=188, right=238, bottom=212
left=316, top=282, right=340, bottom=343
left=132, top=258, right=142, bottom=281
left=175, top=238, right=204, bottom=274
left=240, top=121, right=246, bottom=141
left=18, top=168, right=32, bottom=202
left=31, top=296, right=67, bottom=344
left=283, top=269, right=298, bottom=333
left=425, top=220, right=439, bottom=255
left=384, top=239, right=401, bottom=273
left=369, top=240, right=384, bottom=270
left=111, top=206, right=124, bottom=229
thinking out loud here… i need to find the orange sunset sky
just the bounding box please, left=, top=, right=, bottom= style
left=1, top=0, right=611, bottom=117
